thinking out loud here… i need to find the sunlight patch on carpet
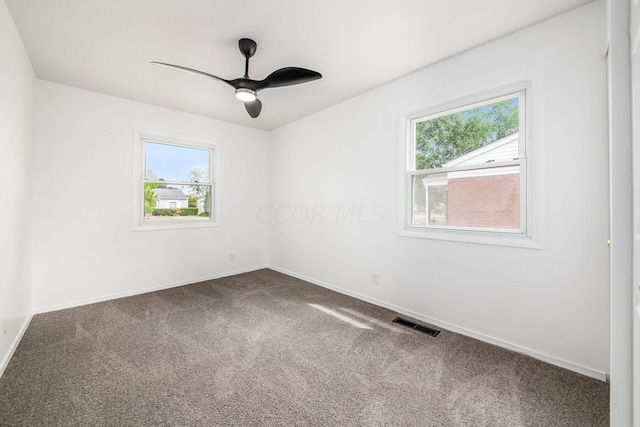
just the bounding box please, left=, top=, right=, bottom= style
left=307, top=304, right=372, bottom=329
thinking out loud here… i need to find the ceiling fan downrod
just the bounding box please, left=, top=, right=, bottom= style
left=151, top=37, right=321, bottom=119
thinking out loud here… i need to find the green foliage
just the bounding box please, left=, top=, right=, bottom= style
left=144, top=184, right=158, bottom=214
left=183, top=207, right=198, bottom=216
left=145, top=170, right=165, bottom=188
left=203, top=187, right=211, bottom=216
left=485, top=101, right=519, bottom=142
left=413, top=99, right=519, bottom=211
left=428, top=185, right=447, bottom=216
left=188, top=195, right=198, bottom=208
left=188, top=168, right=209, bottom=197
left=415, top=100, right=519, bottom=170
left=151, top=208, right=199, bottom=217
left=152, top=208, right=175, bottom=217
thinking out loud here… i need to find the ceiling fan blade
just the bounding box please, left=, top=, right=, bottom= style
left=257, top=67, right=322, bottom=90
left=244, top=98, right=262, bottom=118
left=150, top=62, right=231, bottom=86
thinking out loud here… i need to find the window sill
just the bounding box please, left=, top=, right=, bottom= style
left=399, top=227, right=542, bottom=249
left=134, top=219, right=219, bottom=232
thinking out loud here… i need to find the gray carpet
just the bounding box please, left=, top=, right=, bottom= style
left=0, top=269, right=609, bottom=426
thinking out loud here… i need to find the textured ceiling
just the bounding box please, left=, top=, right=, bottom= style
left=6, top=0, right=595, bottom=130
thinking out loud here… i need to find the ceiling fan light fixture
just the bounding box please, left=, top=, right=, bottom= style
left=235, top=88, right=257, bottom=102
left=152, top=38, right=322, bottom=118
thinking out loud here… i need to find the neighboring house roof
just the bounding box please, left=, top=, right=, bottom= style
left=153, top=188, right=188, bottom=199
left=423, top=132, right=519, bottom=184
left=443, top=132, right=519, bottom=168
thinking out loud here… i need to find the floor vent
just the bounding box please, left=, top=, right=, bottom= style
left=392, top=317, right=440, bottom=337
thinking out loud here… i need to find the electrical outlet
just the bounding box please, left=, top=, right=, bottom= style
left=2, top=318, right=7, bottom=335
left=229, top=253, right=235, bottom=262
left=372, top=272, right=380, bottom=285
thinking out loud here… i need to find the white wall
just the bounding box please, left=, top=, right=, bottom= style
left=2, top=0, right=613, bottom=386
left=31, top=81, right=269, bottom=311
left=0, top=0, right=35, bottom=373
left=607, top=0, right=634, bottom=423
left=269, top=1, right=610, bottom=378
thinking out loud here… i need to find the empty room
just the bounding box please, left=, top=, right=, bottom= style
left=1, top=0, right=638, bottom=425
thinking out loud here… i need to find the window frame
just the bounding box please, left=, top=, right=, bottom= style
left=400, top=81, right=540, bottom=248
left=133, top=129, right=219, bottom=231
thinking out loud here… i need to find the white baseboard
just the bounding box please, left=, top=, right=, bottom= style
left=0, top=313, right=33, bottom=379
left=268, top=265, right=608, bottom=382
left=33, top=265, right=269, bottom=315
left=23, top=263, right=608, bottom=382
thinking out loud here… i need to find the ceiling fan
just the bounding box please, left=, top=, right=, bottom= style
left=151, top=38, right=322, bottom=118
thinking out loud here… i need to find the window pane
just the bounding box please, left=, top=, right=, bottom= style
left=145, top=141, right=210, bottom=183
left=411, top=165, right=520, bottom=230
left=415, top=96, right=519, bottom=170
left=143, top=183, right=212, bottom=222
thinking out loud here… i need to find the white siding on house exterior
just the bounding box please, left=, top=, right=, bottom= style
left=444, top=133, right=519, bottom=168
left=154, top=188, right=189, bottom=209
left=156, top=199, right=188, bottom=208
left=423, top=133, right=519, bottom=184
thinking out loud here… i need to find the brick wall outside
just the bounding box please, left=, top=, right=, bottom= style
left=446, top=174, right=520, bottom=229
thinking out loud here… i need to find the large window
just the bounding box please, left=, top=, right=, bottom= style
left=406, top=88, right=528, bottom=239
left=134, top=131, right=217, bottom=230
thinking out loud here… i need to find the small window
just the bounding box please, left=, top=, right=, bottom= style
left=134, top=131, right=217, bottom=230
left=406, top=88, right=527, bottom=238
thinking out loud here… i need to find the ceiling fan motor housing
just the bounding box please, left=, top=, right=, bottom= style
left=151, top=37, right=322, bottom=118
left=239, top=38, right=257, bottom=58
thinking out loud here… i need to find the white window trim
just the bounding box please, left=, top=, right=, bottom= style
left=398, top=80, right=543, bottom=249
left=133, top=129, right=220, bottom=231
